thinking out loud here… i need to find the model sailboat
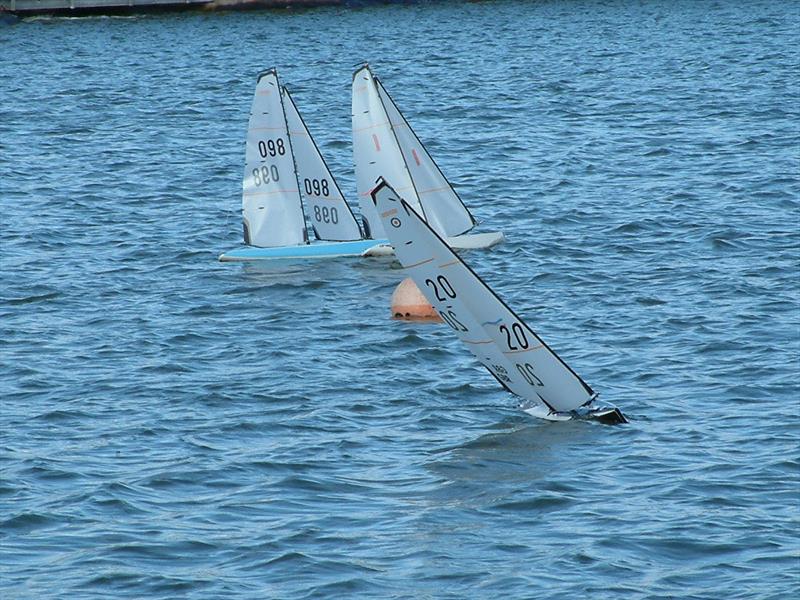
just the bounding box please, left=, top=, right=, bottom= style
left=371, top=179, right=627, bottom=424
left=352, top=64, right=504, bottom=249
left=220, top=69, right=384, bottom=261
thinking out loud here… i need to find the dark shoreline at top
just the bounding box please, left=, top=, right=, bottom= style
left=3, top=0, right=433, bottom=19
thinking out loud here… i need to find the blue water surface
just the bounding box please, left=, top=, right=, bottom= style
left=1, top=1, right=799, bottom=598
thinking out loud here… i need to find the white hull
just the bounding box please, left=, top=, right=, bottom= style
left=361, top=231, right=505, bottom=257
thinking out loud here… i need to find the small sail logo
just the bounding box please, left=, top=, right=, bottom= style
left=379, top=204, right=403, bottom=228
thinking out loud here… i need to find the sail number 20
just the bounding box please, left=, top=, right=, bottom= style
left=516, top=362, right=544, bottom=387
left=425, top=276, right=467, bottom=332
left=500, top=323, right=529, bottom=351
left=425, top=275, right=456, bottom=302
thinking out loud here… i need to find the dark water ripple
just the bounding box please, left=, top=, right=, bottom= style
left=2, top=1, right=799, bottom=598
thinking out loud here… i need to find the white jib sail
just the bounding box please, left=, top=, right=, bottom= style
left=242, top=70, right=307, bottom=248
left=371, top=179, right=595, bottom=415
left=374, top=77, right=476, bottom=238
left=282, top=87, right=363, bottom=242
left=352, top=65, right=423, bottom=239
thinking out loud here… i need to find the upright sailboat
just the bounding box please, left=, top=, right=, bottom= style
left=221, top=69, right=383, bottom=261
left=352, top=64, right=503, bottom=248
left=371, top=178, right=627, bottom=424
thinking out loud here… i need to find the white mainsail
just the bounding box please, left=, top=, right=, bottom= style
left=282, top=87, right=363, bottom=242
left=371, top=179, right=596, bottom=418
left=242, top=69, right=307, bottom=248
left=352, top=65, right=422, bottom=239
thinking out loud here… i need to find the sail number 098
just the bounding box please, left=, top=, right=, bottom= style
left=313, top=206, right=338, bottom=224
left=252, top=165, right=279, bottom=186
left=304, top=178, right=330, bottom=197
left=258, top=139, right=285, bottom=158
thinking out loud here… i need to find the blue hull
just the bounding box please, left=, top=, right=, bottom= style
left=219, top=239, right=390, bottom=261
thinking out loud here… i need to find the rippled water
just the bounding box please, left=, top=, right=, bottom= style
left=2, top=1, right=799, bottom=598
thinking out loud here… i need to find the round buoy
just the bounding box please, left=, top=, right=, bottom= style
left=391, top=277, right=442, bottom=321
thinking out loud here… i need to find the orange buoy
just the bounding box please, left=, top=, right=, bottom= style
left=391, top=277, right=442, bottom=321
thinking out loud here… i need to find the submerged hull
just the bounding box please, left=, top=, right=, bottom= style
left=219, top=231, right=504, bottom=262
left=522, top=401, right=628, bottom=424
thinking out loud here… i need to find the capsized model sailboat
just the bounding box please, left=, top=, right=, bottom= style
left=371, top=179, right=627, bottom=424
left=352, top=64, right=504, bottom=249
left=220, top=68, right=384, bottom=262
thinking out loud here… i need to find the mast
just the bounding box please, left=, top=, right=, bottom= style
left=276, top=75, right=309, bottom=244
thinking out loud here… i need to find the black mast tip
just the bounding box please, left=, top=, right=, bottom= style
left=256, top=67, right=279, bottom=83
